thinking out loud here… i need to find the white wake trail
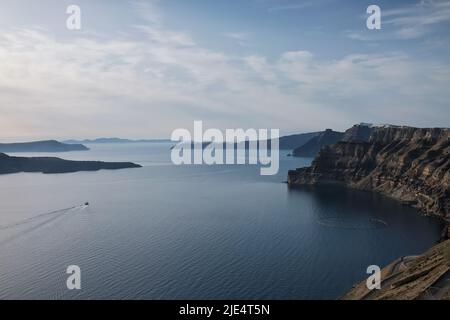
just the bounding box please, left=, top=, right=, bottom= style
left=0, top=205, right=86, bottom=231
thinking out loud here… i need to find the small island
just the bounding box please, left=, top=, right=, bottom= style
left=0, top=140, right=88, bottom=152
left=0, top=153, right=141, bottom=174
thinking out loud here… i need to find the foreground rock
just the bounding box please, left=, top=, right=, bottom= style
left=0, top=140, right=88, bottom=152
left=342, top=239, right=450, bottom=300
left=288, top=126, right=450, bottom=219
left=0, top=153, right=141, bottom=174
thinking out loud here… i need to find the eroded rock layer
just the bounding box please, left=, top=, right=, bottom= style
left=288, top=126, right=450, bottom=219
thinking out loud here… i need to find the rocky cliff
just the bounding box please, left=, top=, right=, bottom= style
left=288, top=126, right=450, bottom=219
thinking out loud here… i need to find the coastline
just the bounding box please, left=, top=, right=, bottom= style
left=287, top=126, right=449, bottom=299
left=0, top=153, right=141, bottom=175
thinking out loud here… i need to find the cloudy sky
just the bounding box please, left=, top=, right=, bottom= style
left=1, top=0, right=450, bottom=140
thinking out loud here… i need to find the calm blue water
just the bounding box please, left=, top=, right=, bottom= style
left=0, top=143, right=443, bottom=299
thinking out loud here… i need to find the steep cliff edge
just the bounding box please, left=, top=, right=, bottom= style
left=288, top=126, right=450, bottom=219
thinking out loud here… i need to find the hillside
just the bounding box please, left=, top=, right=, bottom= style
left=276, top=132, right=320, bottom=150
left=292, top=129, right=344, bottom=157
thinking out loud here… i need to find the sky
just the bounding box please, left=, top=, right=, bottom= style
left=0, top=0, right=450, bottom=140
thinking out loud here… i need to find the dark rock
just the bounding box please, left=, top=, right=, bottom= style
left=441, top=226, right=450, bottom=241
left=341, top=123, right=374, bottom=142
left=292, top=129, right=344, bottom=157
left=0, top=153, right=141, bottom=174
left=276, top=132, right=320, bottom=150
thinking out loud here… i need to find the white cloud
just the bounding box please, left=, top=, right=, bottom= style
left=131, top=0, right=163, bottom=26
left=223, top=32, right=249, bottom=41
left=385, top=0, right=450, bottom=39
left=244, top=55, right=276, bottom=82
left=267, top=0, right=334, bottom=12
left=0, top=3, right=449, bottom=139
left=350, top=0, right=450, bottom=40
left=134, top=25, right=196, bottom=46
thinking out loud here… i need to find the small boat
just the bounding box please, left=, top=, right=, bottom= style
left=84, top=202, right=89, bottom=206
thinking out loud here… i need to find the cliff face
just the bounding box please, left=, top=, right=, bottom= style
left=288, top=126, right=450, bottom=219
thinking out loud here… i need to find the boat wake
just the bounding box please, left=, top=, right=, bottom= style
left=0, top=204, right=87, bottom=231
left=316, top=217, right=388, bottom=230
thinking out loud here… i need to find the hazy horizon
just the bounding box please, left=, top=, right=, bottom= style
left=2, top=122, right=449, bottom=143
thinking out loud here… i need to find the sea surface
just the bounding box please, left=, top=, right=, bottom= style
left=0, top=142, right=443, bottom=299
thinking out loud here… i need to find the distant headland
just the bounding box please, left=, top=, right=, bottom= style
left=64, top=138, right=171, bottom=144
left=0, top=140, right=88, bottom=152
left=0, top=153, right=141, bottom=174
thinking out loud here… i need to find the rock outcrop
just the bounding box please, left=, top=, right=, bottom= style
left=341, top=123, right=374, bottom=142
left=0, top=153, right=141, bottom=174
left=288, top=126, right=450, bottom=219
left=292, top=129, right=344, bottom=157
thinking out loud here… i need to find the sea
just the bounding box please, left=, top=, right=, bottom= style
left=0, top=142, right=442, bottom=299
